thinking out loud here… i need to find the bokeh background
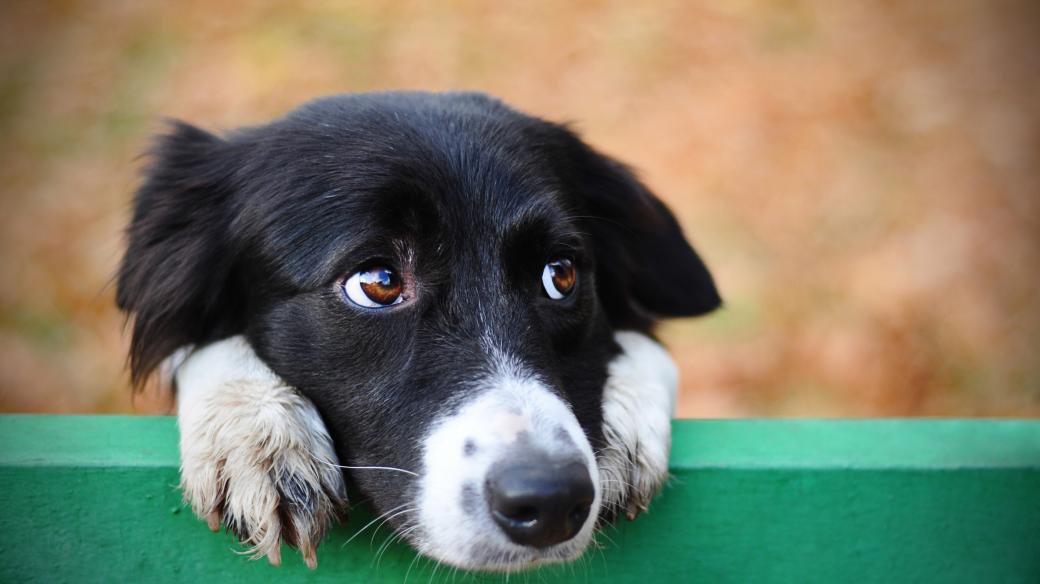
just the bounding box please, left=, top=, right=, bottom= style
left=1, top=1, right=1038, bottom=417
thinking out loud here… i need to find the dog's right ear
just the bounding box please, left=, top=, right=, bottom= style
left=550, top=129, right=722, bottom=330
left=117, top=122, right=243, bottom=388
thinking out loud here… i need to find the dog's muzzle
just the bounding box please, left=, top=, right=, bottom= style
left=414, top=372, right=602, bottom=570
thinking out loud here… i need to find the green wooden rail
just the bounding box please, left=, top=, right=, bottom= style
left=0, top=416, right=1037, bottom=583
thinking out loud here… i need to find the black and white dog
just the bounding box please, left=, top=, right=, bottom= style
left=117, top=91, right=720, bottom=571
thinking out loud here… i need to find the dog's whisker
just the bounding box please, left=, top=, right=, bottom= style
left=389, top=524, right=422, bottom=566
left=321, top=460, right=419, bottom=477
left=370, top=507, right=417, bottom=547
left=341, top=502, right=414, bottom=548
left=375, top=521, right=420, bottom=569
left=595, top=444, right=634, bottom=457
left=427, top=554, right=443, bottom=584
left=374, top=529, right=402, bottom=566
left=596, top=528, right=618, bottom=549
left=403, top=545, right=425, bottom=584
left=598, top=477, right=638, bottom=491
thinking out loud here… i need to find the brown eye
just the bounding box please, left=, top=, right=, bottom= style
left=343, top=266, right=403, bottom=308
left=542, top=258, right=576, bottom=300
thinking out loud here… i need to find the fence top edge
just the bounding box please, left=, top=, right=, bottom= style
left=1, top=415, right=1037, bottom=470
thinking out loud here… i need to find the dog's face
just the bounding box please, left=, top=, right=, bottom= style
left=118, top=92, right=719, bottom=569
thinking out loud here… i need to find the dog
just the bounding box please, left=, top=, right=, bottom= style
left=116, top=91, right=720, bottom=571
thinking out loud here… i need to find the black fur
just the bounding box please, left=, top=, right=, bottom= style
left=117, top=90, right=720, bottom=526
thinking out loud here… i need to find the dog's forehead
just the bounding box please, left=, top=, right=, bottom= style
left=244, top=103, right=579, bottom=289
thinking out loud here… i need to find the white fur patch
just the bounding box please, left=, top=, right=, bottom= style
left=175, top=336, right=346, bottom=568
left=414, top=371, right=601, bottom=570
left=597, top=331, right=678, bottom=520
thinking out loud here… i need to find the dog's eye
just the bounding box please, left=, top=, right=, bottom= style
left=541, top=259, right=576, bottom=300
left=342, top=266, right=404, bottom=308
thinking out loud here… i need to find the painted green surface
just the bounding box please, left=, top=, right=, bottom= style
left=0, top=415, right=1038, bottom=583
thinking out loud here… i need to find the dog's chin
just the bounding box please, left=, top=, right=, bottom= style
left=411, top=524, right=597, bottom=572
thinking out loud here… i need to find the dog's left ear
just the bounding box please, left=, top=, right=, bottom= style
left=117, top=122, right=245, bottom=388
left=560, top=139, right=722, bottom=326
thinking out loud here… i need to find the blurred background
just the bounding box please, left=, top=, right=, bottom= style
left=1, top=1, right=1037, bottom=417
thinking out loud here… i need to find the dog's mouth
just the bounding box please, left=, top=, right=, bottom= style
left=405, top=373, right=603, bottom=571
left=406, top=491, right=602, bottom=572
left=411, top=519, right=599, bottom=572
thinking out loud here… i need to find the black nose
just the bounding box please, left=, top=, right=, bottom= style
left=486, top=454, right=595, bottom=548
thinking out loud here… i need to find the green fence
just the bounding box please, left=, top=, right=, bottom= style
left=1, top=416, right=1037, bottom=583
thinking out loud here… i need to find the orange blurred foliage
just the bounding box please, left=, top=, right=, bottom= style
left=1, top=1, right=1038, bottom=417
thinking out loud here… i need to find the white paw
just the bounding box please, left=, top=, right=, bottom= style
left=175, top=337, right=347, bottom=568
left=598, top=331, right=677, bottom=521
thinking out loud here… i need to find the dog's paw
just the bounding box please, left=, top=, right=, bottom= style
left=597, top=331, right=677, bottom=522
left=176, top=337, right=347, bottom=568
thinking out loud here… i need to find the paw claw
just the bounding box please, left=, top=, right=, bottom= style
left=303, top=548, right=318, bottom=570
left=206, top=510, right=221, bottom=532
left=624, top=496, right=652, bottom=521
left=625, top=500, right=639, bottom=521
left=267, top=546, right=282, bottom=567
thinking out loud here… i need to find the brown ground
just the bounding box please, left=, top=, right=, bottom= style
left=1, top=1, right=1038, bottom=417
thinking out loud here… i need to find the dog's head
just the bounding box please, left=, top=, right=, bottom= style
left=118, top=92, right=719, bottom=569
